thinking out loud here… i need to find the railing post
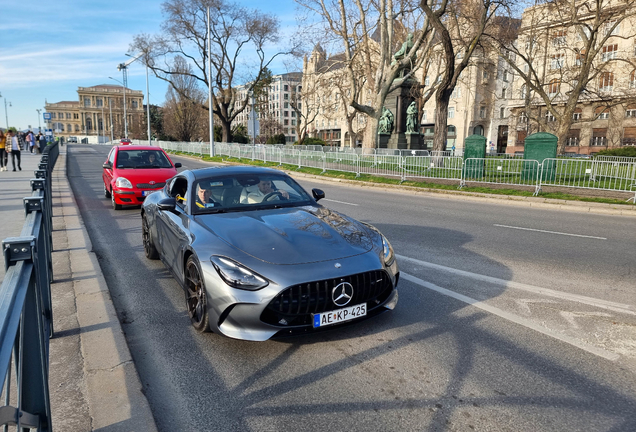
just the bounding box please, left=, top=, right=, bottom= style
left=2, top=237, right=52, bottom=432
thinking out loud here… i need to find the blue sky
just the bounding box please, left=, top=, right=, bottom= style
left=0, top=0, right=304, bottom=131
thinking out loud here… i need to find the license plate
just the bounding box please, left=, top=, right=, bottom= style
left=142, top=190, right=158, bottom=196
left=312, top=303, right=367, bottom=328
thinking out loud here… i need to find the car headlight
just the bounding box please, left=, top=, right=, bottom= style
left=382, top=236, right=395, bottom=266
left=210, top=256, right=268, bottom=290
left=115, top=177, right=133, bottom=188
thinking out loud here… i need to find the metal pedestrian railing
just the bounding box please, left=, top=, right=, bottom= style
left=1, top=143, right=58, bottom=432
left=160, top=142, right=636, bottom=202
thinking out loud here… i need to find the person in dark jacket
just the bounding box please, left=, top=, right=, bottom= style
left=6, top=130, right=21, bottom=171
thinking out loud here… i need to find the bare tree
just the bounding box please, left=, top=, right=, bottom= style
left=495, top=0, right=636, bottom=154
left=295, top=0, right=434, bottom=147
left=420, top=0, right=506, bottom=151
left=131, top=0, right=295, bottom=142
left=162, top=57, right=208, bottom=141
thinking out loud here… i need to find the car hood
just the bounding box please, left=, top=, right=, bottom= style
left=196, top=206, right=375, bottom=265
left=112, top=168, right=176, bottom=185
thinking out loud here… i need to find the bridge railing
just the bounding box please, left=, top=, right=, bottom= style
left=1, top=142, right=58, bottom=432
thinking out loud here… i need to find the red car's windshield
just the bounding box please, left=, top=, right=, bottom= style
left=116, top=150, right=173, bottom=169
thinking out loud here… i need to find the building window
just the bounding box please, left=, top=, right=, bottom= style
left=66, top=113, right=71, bottom=119
left=591, top=129, right=607, bottom=146
left=51, top=113, right=56, bottom=119
left=519, top=112, right=528, bottom=123
left=284, top=111, right=289, bottom=117
left=84, top=97, right=91, bottom=107
left=86, top=118, right=92, bottom=130
left=501, top=88, right=507, bottom=99
left=284, top=102, right=289, bottom=108
left=451, top=87, right=461, bottom=99
left=604, top=21, right=620, bottom=36
left=482, top=70, right=489, bottom=80
left=422, top=110, right=427, bottom=121
left=552, top=30, right=566, bottom=46
left=132, top=100, right=138, bottom=108
left=479, top=106, right=486, bottom=118
left=75, top=125, right=80, bottom=132
left=500, top=107, right=506, bottom=119
left=566, top=130, right=580, bottom=146
left=599, top=72, right=614, bottom=92
left=551, top=54, right=564, bottom=69
left=284, top=93, right=289, bottom=100
left=291, top=119, right=296, bottom=126
left=284, top=119, right=289, bottom=125
left=548, top=79, right=560, bottom=96
left=96, top=98, right=103, bottom=107
left=473, top=125, right=484, bottom=135
left=447, top=125, right=456, bottom=136
left=630, top=70, right=636, bottom=89
left=545, top=111, right=555, bottom=122
left=595, top=106, right=610, bottom=120
left=520, top=84, right=527, bottom=99
left=573, top=109, right=582, bottom=120
left=291, top=111, right=296, bottom=117
left=448, top=107, right=455, bottom=119
left=67, top=123, right=71, bottom=131
left=626, top=109, right=636, bottom=118
left=601, top=44, right=618, bottom=62
left=503, top=70, right=509, bottom=82
left=284, top=85, right=288, bottom=91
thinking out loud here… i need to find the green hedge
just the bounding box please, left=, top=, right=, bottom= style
left=597, top=147, right=636, bottom=157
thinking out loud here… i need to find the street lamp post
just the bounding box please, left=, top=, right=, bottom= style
left=0, top=92, right=11, bottom=129
left=108, top=76, right=127, bottom=138
left=36, top=109, right=42, bottom=133
left=125, top=53, right=152, bottom=145
left=109, top=98, right=114, bottom=142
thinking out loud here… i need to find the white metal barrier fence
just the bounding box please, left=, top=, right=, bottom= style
left=460, top=158, right=541, bottom=192
left=539, top=158, right=636, bottom=201
left=161, top=142, right=636, bottom=202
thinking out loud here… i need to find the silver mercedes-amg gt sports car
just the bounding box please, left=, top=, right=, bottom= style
left=141, top=165, right=399, bottom=341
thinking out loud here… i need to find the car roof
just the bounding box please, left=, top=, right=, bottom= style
left=190, top=165, right=286, bottom=181
left=116, top=145, right=165, bottom=151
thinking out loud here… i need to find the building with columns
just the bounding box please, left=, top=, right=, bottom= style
left=45, top=84, right=145, bottom=141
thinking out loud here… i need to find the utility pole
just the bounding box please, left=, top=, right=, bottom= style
left=36, top=109, right=42, bottom=133
left=0, top=92, right=11, bottom=129
left=109, top=98, right=114, bottom=142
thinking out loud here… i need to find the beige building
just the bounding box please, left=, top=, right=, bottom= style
left=505, top=1, right=636, bottom=155
left=45, top=84, right=145, bottom=141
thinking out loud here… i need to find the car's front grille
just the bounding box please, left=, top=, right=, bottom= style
left=261, top=270, right=393, bottom=327
left=136, top=182, right=165, bottom=189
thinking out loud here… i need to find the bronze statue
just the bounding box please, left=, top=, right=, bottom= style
left=378, top=107, right=394, bottom=134
left=392, top=33, right=415, bottom=66
left=406, top=101, right=418, bottom=134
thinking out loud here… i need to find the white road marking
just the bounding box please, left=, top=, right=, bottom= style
left=396, top=254, right=636, bottom=316
left=401, top=272, right=620, bottom=361
left=493, top=224, right=607, bottom=240
left=323, top=198, right=359, bottom=206
left=514, top=299, right=558, bottom=315
left=560, top=311, right=612, bottom=329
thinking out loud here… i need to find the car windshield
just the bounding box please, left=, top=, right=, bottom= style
left=192, top=173, right=314, bottom=214
left=116, top=150, right=173, bottom=169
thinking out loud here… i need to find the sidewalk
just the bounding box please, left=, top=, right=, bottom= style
left=1, top=146, right=157, bottom=431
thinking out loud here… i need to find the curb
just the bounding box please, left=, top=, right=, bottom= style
left=175, top=153, right=636, bottom=218
left=52, top=148, right=158, bottom=431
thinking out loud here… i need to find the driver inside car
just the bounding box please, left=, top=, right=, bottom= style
left=247, top=179, right=289, bottom=204
left=195, top=183, right=220, bottom=208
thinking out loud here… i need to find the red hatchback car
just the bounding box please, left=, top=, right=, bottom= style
left=102, top=145, right=181, bottom=210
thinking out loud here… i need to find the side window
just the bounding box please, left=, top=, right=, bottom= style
left=108, top=149, right=116, bottom=164
left=169, top=177, right=189, bottom=207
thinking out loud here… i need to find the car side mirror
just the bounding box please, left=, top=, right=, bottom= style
left=157, top=197, right=177, bottom=212
left=312, top=188, right=325, bottom=201
left=174, top=163, right=182, bottom=168
left=102, top=162, right=112, bottom=169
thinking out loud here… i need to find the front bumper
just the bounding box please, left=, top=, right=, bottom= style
left=201, top=252, right=400, bottom=341
left=113, top=188, right=162, bottom=205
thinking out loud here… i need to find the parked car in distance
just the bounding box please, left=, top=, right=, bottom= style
left=120, top=138, right=132, bottom=145
left=67, top=136, right=78, bottom=143
left=102, top=145, right=182, bottom=210
left=140, top=166, right=399, bottom=340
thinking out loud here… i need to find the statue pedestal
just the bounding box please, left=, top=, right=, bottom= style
left=378, top=134, right=390, bottom=148
left=379, top=78, right=421, bottom=150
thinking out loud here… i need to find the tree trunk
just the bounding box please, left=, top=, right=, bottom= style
left=362, top=117, right=379, bottom=148
left=433, top=93, right=450, bottom=152
left=219, top=118, right=231, bottom=143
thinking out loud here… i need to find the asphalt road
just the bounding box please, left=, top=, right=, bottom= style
left=67, top=145, right=636, bottom=432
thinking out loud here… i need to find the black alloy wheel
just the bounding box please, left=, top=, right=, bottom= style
left=142, top=215, right=159, bottom=260
left=185, top=256, right=210, bottom=332
left=111, top=189, right=122, bottom=210
left=104, top=182, right=111, bottom=199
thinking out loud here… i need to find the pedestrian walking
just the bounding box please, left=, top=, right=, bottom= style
left=38, top=133, right=47, bottom=153
left=0, top=130, right=7, bottom=171
left=7, top=130, right=21, bottom=171
left=26, top=130, right=34, bottom=153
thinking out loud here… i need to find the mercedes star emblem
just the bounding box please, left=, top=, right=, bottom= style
left=332, top=282, right=354, bottom=307
left=335, top=263, right=341, bottom=268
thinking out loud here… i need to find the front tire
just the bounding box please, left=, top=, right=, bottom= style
left=142, top=215, right=159, bottom=260
left=185, top=256, right=210, bottom=332
left=111, top=190, right=122, bottom=210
